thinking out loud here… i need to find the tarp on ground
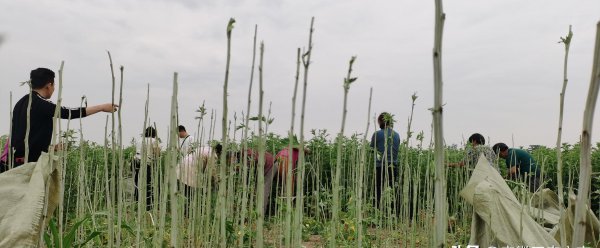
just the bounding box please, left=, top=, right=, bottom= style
left=0, top=152, right=60, bottom=247
left=550, top=193, right=600, bottom=247
left=460, top=155, right=560, bottom=247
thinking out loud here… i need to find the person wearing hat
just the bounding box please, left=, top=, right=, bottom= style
left=2, top=68, right=117, bottom=172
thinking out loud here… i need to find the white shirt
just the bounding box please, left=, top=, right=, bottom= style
left=179, top=135, right=194, bottom=156
left=135, top=137, right=159, bottom=163
left=177, top=146, right=214, bottom=187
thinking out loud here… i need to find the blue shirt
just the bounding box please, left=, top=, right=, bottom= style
left=370, top=128, right=400, bottom=167
left=505, top=148, right=539, bottom=177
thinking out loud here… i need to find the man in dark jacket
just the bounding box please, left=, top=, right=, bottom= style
left=1, top=68, right=117, bottom=172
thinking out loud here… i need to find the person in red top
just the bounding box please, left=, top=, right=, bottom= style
left=275, top=147, right=300, bottom=190
left=234, top=148, right=275, bottom=214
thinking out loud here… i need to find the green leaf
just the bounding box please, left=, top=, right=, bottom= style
left=75, top=231, right=101, bottom=248
left=43, top=231, right=52, bottom=248
left=121, top=221, right=135, bottom=235
left=49, top=217, right=60, bottom=248
left=64, top=215, right=91, bottom=247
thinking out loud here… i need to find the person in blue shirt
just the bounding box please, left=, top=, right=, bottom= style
left=370, top=112, right=401, bottom=210
left=492, top=142, right=541, bottom=192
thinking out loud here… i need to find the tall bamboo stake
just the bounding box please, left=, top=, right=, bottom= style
left=285, top=47, right=301, bottom=248
left=169, top=72, right=180, bottom=247
left=218, top=18, right=235, bottom=248
left=556, top=25, right=573, bottom=248
left=357, top=87, right=373, bottom=248
left=106, top=51, right=116, bottom=248
left=294, top=16, right=314, bottom=246
left=48, top=61, right=65, bottom=247
left=572, top=21, right=600, bottom=247
left=238, top=25, right=257, bottom=247
left=256, top=41, right=266, bottom=248
left=332, top=56, right=357, bottom=246
left=135, top=84, right=150, bottom=247
left=432, top=0, right=447, bottom=246
left=116, top=65, right=125, bottom=248
left=102, top=114, right=113, bottom=248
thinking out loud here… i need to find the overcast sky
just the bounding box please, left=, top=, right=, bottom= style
left=1, top=0, right=599, bottom=148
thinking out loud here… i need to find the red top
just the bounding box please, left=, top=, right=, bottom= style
left=275, top=147, right=300, bottom=169
left=245, top=149, right=275, bottom=171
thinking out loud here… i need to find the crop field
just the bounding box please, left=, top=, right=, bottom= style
left=1, top=115, right=600, bottom=247
left=1, top=2, right=600, bottom=248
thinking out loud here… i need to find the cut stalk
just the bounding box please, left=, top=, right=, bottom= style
left=432, top=0, right=447, bottom=247
left=285, top=47, right=301, bottom=248
left=256, top=41, right=266, bottom=248
left=107, top=51, right=116, bottom=248
left=572, top=21, right=600, bottom=247
left=293, top=17, right=314, bottom=246
left=556, top=25, right=573, bottom=248
left=218, top=18, right=235, bottom=248
left=357, top=87, right=373, bottom=248
left=331, top=56, right=357, bottom=246
left=169, top=72, right=180, bottom=247
left=49, top=61, right=65, bottom=247
left=238, top=25, right=257, bottom=247
left=116, top=65, right=124, bottom=248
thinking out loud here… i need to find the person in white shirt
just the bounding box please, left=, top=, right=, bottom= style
left=178, top=125, right=194, bottom=156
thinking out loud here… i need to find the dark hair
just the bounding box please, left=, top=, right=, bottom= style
left=30, top=68, right=55, bottom=89
left=144, top=127, right=157, bottom=138
left=492, top=143, right=508, bottom=154
left=178, top=125, right=186, bottom=132
left=214, top=143, right=223, bottom=156
left=468, top=133, right=485, bottom=145
left=378, top=112, right=394, bottom=129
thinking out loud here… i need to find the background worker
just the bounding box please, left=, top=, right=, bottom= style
left=449, top=133, right=499, bottom=171
left=133, top=126, right=160, bottom=210
left=370, top=112, right=401, bottom=211
left=492, top=142, right=541, bottom=192
left=178, top=125, right=194, bottom=156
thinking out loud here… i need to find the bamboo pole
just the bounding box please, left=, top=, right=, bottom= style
left=135, top=84, right=150, bottom=247
left=284, top=47, right=301, bottom=248
left=293, top=17, right=314, bottom=246
left=432, top=0, right=447, bottom=246
left=238, top=25, right=257, bottom=247
left=556, top=25, right=573, bottom=248
left=47, top=61, right=65, bottom=247
left=572, top=21, right=600, bottom=247
left=116, top=65, right=124, bottom=248
left=106, top=51, right=116, bottom=248
left=331, top=56, right=357, bottom=246
left=218, top=18, right=235, bottom=248
left=256, top=41, right=266, bottom=248
left=357, top=87, right=373, bottom=248
left=169, top=72, right=180, bottom=247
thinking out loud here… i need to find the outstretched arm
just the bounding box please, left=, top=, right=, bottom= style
left=85, top=103, right=119, bottom=116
